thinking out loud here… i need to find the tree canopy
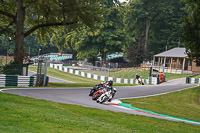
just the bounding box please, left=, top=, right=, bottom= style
left=182, top=0, right=200, bottom=60
left=1, top=0, right=199, bottom=66
left=123, top=0, right=186, bottom=63
left=51, top=0, right=125, bottom=65
left=0, top=0, right=103, bottom=64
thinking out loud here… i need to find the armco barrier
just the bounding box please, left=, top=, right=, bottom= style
left=186, top=77, right=200, bottom=84
left=0, top=74, right=36, bottom=87
left=50, top=64, right=157, bottom=85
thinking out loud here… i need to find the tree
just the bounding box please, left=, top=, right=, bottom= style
left=123, top=0, right=186, bottom=63
left=182, top=0, right=200, bottom=60
left=0, top=0, right=103, bottom=64
left=63, top=0, right=125, bottom=66
left=50, top=28, right=77, bottom=58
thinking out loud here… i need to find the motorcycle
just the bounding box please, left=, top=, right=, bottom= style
left=89, top=82, right=104, bottom=96
left=136, top=74, right=144, bottom=85
left=137, top=78, right=144, bottom=85
left=96, top=88, right=117, bottom=104
left=92, top=87, right=106, bottom=100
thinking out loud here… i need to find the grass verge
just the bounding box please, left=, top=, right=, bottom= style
left=193, top=75, right=200, bottom=78
left=28, top=67, right=101, bottom=83
left=29, top=66, right=193, bottom=83
left=122, top=86, right=200, bottom=122
left=0, top=91, right=200, bottom=132
left=109, top=68, right=193, bottom=80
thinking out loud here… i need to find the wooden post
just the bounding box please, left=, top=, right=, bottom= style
left=170, top=58, right=173, bottom=73
left=182, top=58, right=185, bottom=73
left=164, top=57, right=166, bottom=73
left=161, top=57, right=163, bottom=64
left=176, top=58, right=179, bottom=73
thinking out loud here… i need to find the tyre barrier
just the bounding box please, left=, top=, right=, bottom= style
left=0, top=75, right=36, bottom=87
left=186, top=77, right=200, bottom=84
left=50, top=64, right=158, bottom=85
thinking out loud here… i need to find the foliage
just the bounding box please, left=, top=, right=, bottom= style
left=50, top=28, right=77, bottom=58
left=123, top=0, right=186, bottom=63
left=182, top=0, right=200, bottom=60
left=0, top=34, right=58, bottom=56
left=0, top=35, right=14, bottom=55
left=0, top=0, right=103, bottom=64
left=61, top=0, right=125, bottom=65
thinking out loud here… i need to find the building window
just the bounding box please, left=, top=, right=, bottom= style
left=196, top=60, right=200, bottom=67
left=180, top=58, right=183, bottom=64
left=155, top=57, right=158, bottom=62
left=189, top=60, right=192, bottom=66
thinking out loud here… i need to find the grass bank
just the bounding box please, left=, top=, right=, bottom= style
left=29, top=67, right=101, bottom=83
left=194, top=74, right=200, bottom=78
left=29, top=66, right=193, bottom=83
left=28, top=67, right=134, bottom=87
left=0, top=91, right=200, bottom=132
left=122, top=86, right=200, bottom=122
left=109, top=68, right=193, bottom=80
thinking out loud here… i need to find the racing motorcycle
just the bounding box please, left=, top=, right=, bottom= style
left=96, top=88, right=117, bottom=104
left=89, top=82, right=104, bottom=96
left=136, top=74, right=144, bottom=85
left=92, top=87, right=106, bottom=100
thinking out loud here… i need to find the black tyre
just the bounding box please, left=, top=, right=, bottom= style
left=100, top=96, right=107, bottom=104
left=92, top=94, right=100, bottom=100
left=89, top=89, right=94, bottom=96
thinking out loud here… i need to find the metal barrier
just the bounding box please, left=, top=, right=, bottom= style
left=0, top=75, right=36, bottom=87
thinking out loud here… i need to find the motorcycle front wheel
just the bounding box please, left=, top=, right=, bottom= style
left=100, top=96, right=107, bottom=104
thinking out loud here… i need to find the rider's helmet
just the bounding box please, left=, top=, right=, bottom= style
left=136, top=74, right=140, bottom=79
left=108, top=80, right=113, bottom=86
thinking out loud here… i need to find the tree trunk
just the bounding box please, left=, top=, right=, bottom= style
left=14, top=0, right=25, bottom=64
left=101, top=51, right=107, bottom=67
left=144, top=18, right=150, bottom=58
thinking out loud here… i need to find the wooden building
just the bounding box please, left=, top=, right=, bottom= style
left=152, top=48, right=200, bottom=74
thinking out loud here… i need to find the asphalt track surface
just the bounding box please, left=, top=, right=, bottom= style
left=2, top=83, right=199, bottom=126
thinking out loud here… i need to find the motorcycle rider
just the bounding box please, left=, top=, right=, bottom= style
left=104, top=80, right=116, bottom=99
left=136, top=74, right=144, bottom=85
left=159, top=72, right=165, bottom=83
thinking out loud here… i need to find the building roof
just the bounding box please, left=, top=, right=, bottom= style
left=154, top=48, right=187, bottom=58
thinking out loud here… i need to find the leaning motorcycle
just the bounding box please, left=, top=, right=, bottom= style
left=92, top=87, right=106, bottom=100
left=89, top=83, right=104, bottom=96
left=96, top=88, right=117, bottom=104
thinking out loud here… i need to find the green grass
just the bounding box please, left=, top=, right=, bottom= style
left=193, top=75, right=200, bottom=78
left=122, top=86, right=200, bottom=122
left=28, top=67, right=135, bottom=87
left=29, top=67, right=101, bottom=83
left=109, top=68, right=149, bottom=79
left=0, top=92, right=200, bottom=132
left=29, top=66, right=193, bottom=86
left=109, top=68, right=193, bottom=81
left=164, top=73, right=194, bottom=81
